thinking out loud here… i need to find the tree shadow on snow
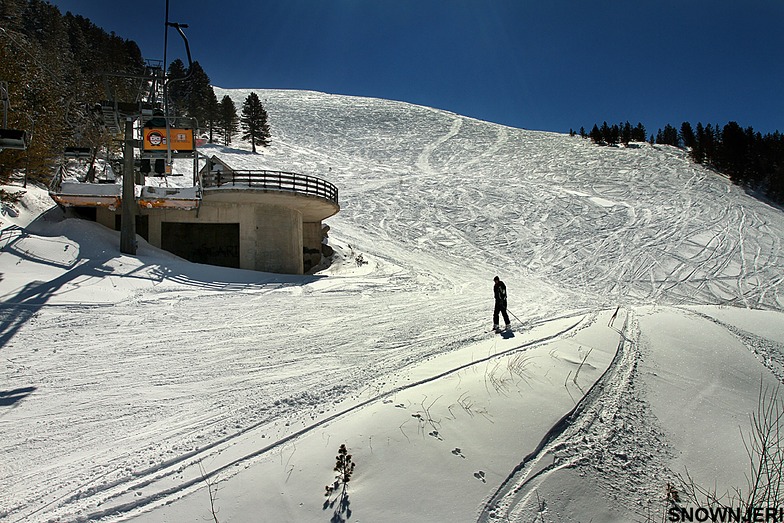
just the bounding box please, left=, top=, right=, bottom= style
left=323, top=485, right=352, bottom=522
left=743, top=186, right=784, bottom=213
left=0, top=208, right=325, bottom=350
left=0, top=259, right=116, bottom=350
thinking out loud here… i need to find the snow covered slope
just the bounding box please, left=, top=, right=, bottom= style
left=1, top=89, right=783, bottom=523
left=212, top=88, right=783, bottom=311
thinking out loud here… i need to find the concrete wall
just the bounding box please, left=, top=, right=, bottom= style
left=302, top=221, right=324, bottom=273
left=90, top=186, right=340, bottom=274
left=253, top=205, right=303, bottom=274
left=96, top=207, right=115, bottom=230
left=142, top=199, right=304, bottom=274
left=303, top=222, right=323, bottom=252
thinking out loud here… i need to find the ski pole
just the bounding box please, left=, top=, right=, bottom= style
left=506, top=308, right=525, bottom=326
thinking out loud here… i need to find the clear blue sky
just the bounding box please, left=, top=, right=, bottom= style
left=48, top=0, right=783, bottom=135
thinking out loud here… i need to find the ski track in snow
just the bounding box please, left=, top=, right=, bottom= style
left=2, top=88, right=784, bottom=522
left=478, top=309, right=671, bottom=522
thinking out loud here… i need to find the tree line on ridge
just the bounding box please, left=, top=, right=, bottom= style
left=572, top=121, right=784, bottom=205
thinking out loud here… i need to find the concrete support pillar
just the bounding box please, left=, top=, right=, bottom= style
left=253, top=205, right=303, bottom=274
left=302, top=222, right=323, bottom=252
left=96, top=207, right=117, bottom=230
left=120, top=118, right=137, bottom=254
left=302, top=221, right=324, bottom=273
left=146, top=210, right=162, bottom=248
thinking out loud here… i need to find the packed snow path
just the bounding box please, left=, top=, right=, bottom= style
left=127, top=310, right=619, bottom=523
left=2, top=89, right=784, bottom=522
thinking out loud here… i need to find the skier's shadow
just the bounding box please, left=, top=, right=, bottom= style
left=0, top=386, right=36, bottom=407
left=500, top=330, right=515, bottom=339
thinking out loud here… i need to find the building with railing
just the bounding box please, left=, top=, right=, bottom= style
left=50, top=155, right=340, bottom=274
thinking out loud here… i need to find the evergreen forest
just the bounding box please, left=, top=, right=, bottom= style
left=0, top=0, right=270, bottom=192
left=0, top=0, right=145, bottom=184
left=577, top=121, right=784, bottom=205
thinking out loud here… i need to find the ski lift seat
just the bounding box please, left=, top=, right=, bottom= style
left=0, top=128, right=29, bottom=150
left=64, top=146, right=93, bottom=159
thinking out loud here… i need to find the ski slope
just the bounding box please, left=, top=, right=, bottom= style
left=1, top=89, right=784, bottom=522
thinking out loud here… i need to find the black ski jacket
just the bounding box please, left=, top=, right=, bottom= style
left=494, top=280, right=507, bottom=306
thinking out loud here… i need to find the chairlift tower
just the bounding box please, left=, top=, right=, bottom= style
left=115, top=1, right=195, bottom=255
left=52, top=2, right=202, bottom=258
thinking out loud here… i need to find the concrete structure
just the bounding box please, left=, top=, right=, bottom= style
left=54, top=158, right=340, bottom=274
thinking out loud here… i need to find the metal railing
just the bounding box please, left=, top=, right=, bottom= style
left=49, top=165, right=65, bottom=193
left=204, top=169, right=339, bottom=206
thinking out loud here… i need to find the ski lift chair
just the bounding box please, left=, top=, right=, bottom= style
left=0, top=128, right=29, bottom=151
left=1, top=81, right=30, bottom=152
left=63, top=146, right=93, bottom=159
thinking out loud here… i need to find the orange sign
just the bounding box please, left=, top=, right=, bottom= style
left=143, top=128, right=195, bottom=152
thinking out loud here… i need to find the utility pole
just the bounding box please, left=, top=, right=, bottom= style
left=120, top=117, right=136, bottom=254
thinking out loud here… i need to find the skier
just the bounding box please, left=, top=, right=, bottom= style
left=492, top=276, right=511, bottom=331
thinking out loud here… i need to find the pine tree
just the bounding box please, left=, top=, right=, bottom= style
left=0, top=1, right=141, bottom=184
left=240, top=92, right=271, bottom=153
left=680, top=122, right=695, bottom=149
left=0, top=0, right=25, bottom=29
left=609, top=123, right=620, bottom=145
left=703, top=123, right=716, bottom=165
left=184, top=61, right=213, bottom=128
left=767, top=131, right=784, bottom=201
left=746, top=127, right=764, bottom=186
left=600, top=121, right=612, bottom=144
left=217, top=95, right=238, bottom=146
left=205, top=88, right=220, bottom=144
left=621, top=121, right=632, bottom=146
left=655, top=124, right=679, bottom=147
left=692, top=123, right=705, bottom=163
left=632, top=122, right=647, bottom=143
left=324, top=443, right=356, bottom=496
left=720, top=121, right=747, bottom=182
left=166, top=58, right=188, bottom=114
left=589, top=124, right=602, bottom=144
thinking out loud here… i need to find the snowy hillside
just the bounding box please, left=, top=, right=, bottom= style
left=2, top=89, right=784, bottom=523
left=212, top=88, right=783, bottom=311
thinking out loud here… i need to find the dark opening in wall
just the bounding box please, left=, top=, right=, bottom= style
left=161, top=222, right=240, bottom=268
